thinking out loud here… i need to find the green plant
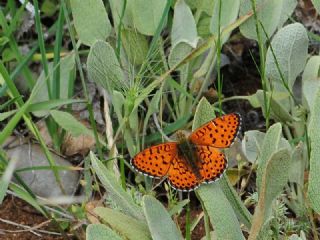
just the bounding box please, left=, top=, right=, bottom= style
left=1, top=0, right=320, bottom=239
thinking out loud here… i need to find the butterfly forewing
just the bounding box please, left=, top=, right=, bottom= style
left=189, top=113, right=241, bottom=148
left=131, top=142, right=177, bottom=178
left=196, top=145, right=227, bottom=183
left=167, top=156, right=200, bottom=191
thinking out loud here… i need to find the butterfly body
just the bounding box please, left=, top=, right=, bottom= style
left=131, top=113, right=242, bottom=192
left=176, top=131, right=202, bottom=180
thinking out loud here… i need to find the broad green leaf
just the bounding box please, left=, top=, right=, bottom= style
left=218, top=177, right=252, bottom=228
left=255, top=90, right=294, bottom=122
left=192, top=97, right=216, bottom=130
left=0, top=156, right=17, bottom=203
left=256, top=123, right=282, bottom=193
left=262, top=149, right=291, bottom=213
left=197, top=15, right=211, bottom=38
left=171, top=0, right=198, bottom=48
left=86, top=224, right=122, bottom=240
left=249, top=149, right=291, bottom=239
left=168, top=42, right=193, bottom=69
left=131, top=0, right=167, bottom=36
left=193, top=98, right=248, bottom=234
left=87, top=41, right=126, bottom=93
left=210, top=0, right=240, bottom=42
left=197, top=184, right=245, bottom=240
left=50, top=110, right=93, bottom=137
left=242, top=130, right=266, bottom=163
left=307, top=89, right=320, bottom=213
left=32, top=54, right=76, bottom=117
left=239, top=0, right=282, bottom=42
left=302, top=56, right=320, bottom=110
left=185, top=0, right=214, bottom=15
left=184, top=0, right=201, bottom=9
left=143, top=195, right=183, bottom=240
left=121, top=29, right=149, bottom=65
left=168, top=199, right=190, bottom=216
left=90, top=153, right=145, bottom=220
left=94, top=207, right=150, bottom=240
left=70, top=0, right=111, bottom=46
left=247, top=93, right=261, bottom=108
left=242, top=129, right=291, bottom=164
left=311, top=0, right=320, bottom=13
left=109, top=0, right=133, bottom=28
left=265, top=23, right=308, bottom=93
left=278, top=0, right=297, bottom=28
left=289, top=142, right=304, bottom=185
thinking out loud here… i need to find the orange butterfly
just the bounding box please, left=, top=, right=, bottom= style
left=131, top=113, right=241, bottom=192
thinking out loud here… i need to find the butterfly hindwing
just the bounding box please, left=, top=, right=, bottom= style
left=131, top=142, right=177, bottom=178
left=167, top=156, right=200, bottom=192
left=196, top=145, right=227, bottom=183
left=189, top=113, right=241, bottom=148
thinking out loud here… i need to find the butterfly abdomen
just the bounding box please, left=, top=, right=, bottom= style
left=177, top=140, right=202, bottom=180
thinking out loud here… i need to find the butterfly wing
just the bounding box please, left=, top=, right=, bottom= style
left=167, top=156, right=200, bottom=192
left=131, top=142, right=178, bottom=178
left=189, top=113, right=241, bottom=148
left=195, top=145, right=227, bottom=183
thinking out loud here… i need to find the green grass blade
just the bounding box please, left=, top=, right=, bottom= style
left=0, top=9, right=35, bottom=88
left=0, top=154, right=17, bottom=204
left=52, top=5, right=65, bottom=99
left=33, top=0, right=51, bottom=97
left=0, top=100, right=30, bottom=145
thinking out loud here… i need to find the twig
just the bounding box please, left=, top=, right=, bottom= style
left=0, top=217, right=71, bottom=236
left=103, top=90, right=120, bottom=178
left=0, top=217, right=42, bottom=237
left=152, top=113, right=171, bottom=142
left=6, top=190, right=74, bottom=220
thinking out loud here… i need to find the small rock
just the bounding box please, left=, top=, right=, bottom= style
left=6, top=144, right=79, bottom=198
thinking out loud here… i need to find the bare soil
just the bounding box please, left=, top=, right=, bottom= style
left=0, top=197, right=64, bottom=240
